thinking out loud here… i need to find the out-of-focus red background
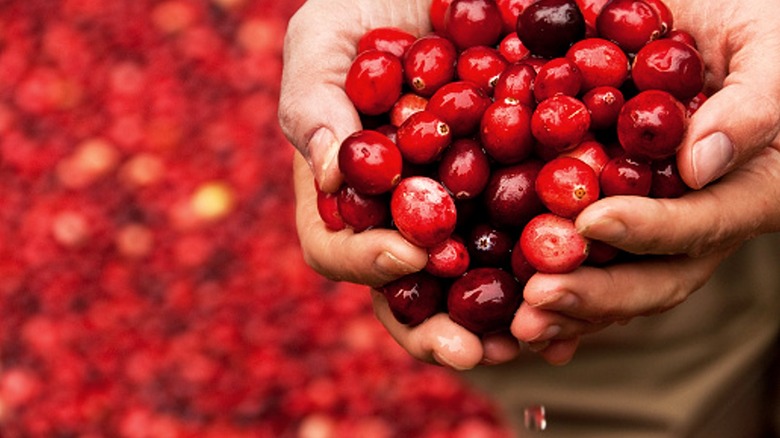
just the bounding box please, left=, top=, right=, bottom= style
left=0, top=0, right=512, bottom=436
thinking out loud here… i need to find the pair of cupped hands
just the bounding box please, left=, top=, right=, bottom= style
left=279, top=0, right=780, bottom=368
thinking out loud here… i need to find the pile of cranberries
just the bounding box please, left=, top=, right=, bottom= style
left=322, top=0, right=706, bottom=334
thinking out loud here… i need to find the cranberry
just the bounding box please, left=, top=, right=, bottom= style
left=599, top=155, right=652, bottom=196
left=391, top=176, right=457, bottom=247
left=536, top=156, right=600, bottom=218
left=396, top=110, right=452, bottom=164
left=389, top=92, right=428, bottom=127
left=632, top=38, right=705, bottom=101
left=650, top=157, right=688, bottom=198
left=641, top=0, right=673, bottom=35
left=403, top=34, right=458, bottom=97
left=444, top=0, right=504, bottom=50
left=666, top=29, right=698, bottom=49
left=337, top=185, right=390, bottom=231
left=338, top=130, right=403, bottom=195
left=496, top=0, right=537, bottom=34
left=617, top=89, right=686, bottom=160
left=533, top=58, right=583, bottom=102
left=498, top=32, right=531, bottom=63
left=430, top=0, right=456, bottom=34
left=596, top=0, right=662, bottom=53
left=456, top=46, right=508, bottom=94
left=345, top=49, right=403, bottom=115
left=565, top=38, right=628, bottom=90
left=467, top=223, right=514, bottom=268
left=574, top=0, right=610, bottom=32
left=447, top=267, right=522, bottom=334
left=426, top=236, right=471, bottom=277
left=531, top=95, right=591, bottom=152
left=381, top=272, right=445, bottom=326
left=520, top=213, right=589, bottom=273
left=357, top=27, right=417, bottom=58
left=582, top=85, right=625, bottom=130
left=561, top=139, right=610, bottom=175
left=493, top=62, right=536, bottom=107
left=316, top=182, right=346, bottom=231
left=516, top=0, right=586, bottom=58
left=438, top=138, right=491, bottom=200
left=426, top=80, right=492, bottom=138
left=684, top=92, right=707, bottom=117
left=483, top=161, right=545, bottom=229
left=479, top=98, right=535, bottom=164
left=510, top=239, right=537, bottom=284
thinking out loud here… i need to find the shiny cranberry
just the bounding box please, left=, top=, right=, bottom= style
left=316, top=182, right=346, bottom=231
left=565, top=38, right=628, bottom=90
left=582, top=85, right=625, bottom=130
left=599, top=155, right=652, bottom=196
left=520, top=213, right=590, bottom=274
left=389, top=92, right=429, bottom=127
left=444, top=0, right=504, bottom=49
left=536, top=156, right=600, bottom=219
left=666, top=29, right=698, bottom=49
left=561, top=139, right=610, bottom=175
left=391, top=176, right=457, bottom=247
left=498, top=32, right=531, bottom=63
left=650, top=157, right=688, bottom=198
left=596, top=0, right=662, bottom=53
left=338, top=130, right=403, bottom=195
left=483, top=161, right=545, bottom=229
left=510, top=239, right=537, bottom=284
left=438, top=138, right=491, bottom=200
left=447, top=267, right=522, bottom=334
left=381, top=272, right=445, bottom=326
left=456, top=46, right=508, bottom=94
left=403, top=34, right=457, bottom=97
left=345, top=49, right=403, bottom=115
left=427, top=81, right=492, bottom=138
left=516, top=0, right=585, bottom=58
left=357, top=27, right=417, bottom=58
left=574, top=0, right=610, bottom=32
left=496, top=0, right=537, bottom=34
left=533, top=58, right=583, bottom=102
left=480, top=99, right=535, bottom=164
left=617, top=89, right=686, bottom=160
left=632, top=38, right=705, bottom=101
left=426, top=236, right=471, bottom=277
left=396, top=110, right=452, bottom=164
left=641, top=0, right=673, bottom=35
left=531, top=95, right=591, bottom=152
left=467, top=223, right=514, bottom=268
left=430, top=0, right=456, bottom=34
left=683, top=92, right=707, bottom=117
left=493, top=62, right=537, bottom=107
left=337, top=185, right=390, bottom=231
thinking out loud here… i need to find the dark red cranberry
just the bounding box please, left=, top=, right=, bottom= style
left=483, top=161, right=545, bottom=229
left=498, top=32, right=531, bottom=63
left=438, top=138, right=492, bottom=200
left=389, top=92, right=428, bottom=127
left=535, top=156, right=600, bottom=218
left=565, top=38, right=629, bottom=90
left=617, top=90, right=686, bottom=160
left=650, top=157, right=688, bottom=198
left=456, top=46, right=508, bottom=94
left=381, top=272, right=445, bottom=326
left=599, top=155, right=652, bottom=196
left=337, top=185, right=390, bottom=231
left=403, top=34, right=458, bottom=97
left=533, top=58, right=583, bottom=102
left=479, top=99, right=535, bottom=164
left=426, top=81, right=492, bottom=138
left=520, top=213, right=590, bottom=273
left=581, top=85, right=625, bottom=130
left=596, top=0, right=662, bottom=53
left=447, top=267, right=522, bottom=334
left=316, top=182, right=346, bottom=231
left=632, top=38, right=705, bottom=101
left=493, top=62, right=537, bottom=107
left=531, top=95, right=591, bottom=152
left=396, top=110, right=452, bottom=164
left=345, top=49, right=403, bottom=115
left=444, top=0, right=504, bottom=50
left=510, top=239, right=537, bottom=284
left=391, top=176, right=457, bottom=247
left=467, top=223, right=514, bottom=268
left=338, top=130, right=403, bottom=195
left=516, top=0, right=586, bottom=58
left=426, top=236, right=471, bottom=277
left=357, top=27, right=417, bottom=58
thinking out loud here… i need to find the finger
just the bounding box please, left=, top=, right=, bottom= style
left=576, top=146, right=780, bottom=256
left=530, top=337, right=580, bottom=366
left=294, top=153, right=427, bottom=287
left=371, top=290, right=485, bottom=370
left=480, top=332, right=522, bottom=365
left=522, top=251, right=729, bottom=322
left=512, top=302, right=610, bottom=344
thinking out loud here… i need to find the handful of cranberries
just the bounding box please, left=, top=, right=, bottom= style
left=318, top=0, right=706, bottom=335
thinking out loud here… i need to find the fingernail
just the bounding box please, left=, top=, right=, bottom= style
left=374, top=251, right=419, bottom=277
left=577, top=216, right=626, bottom=243
left=527, top=340, right=551, bottom=353
left=307, top=127, right=341, bottom=190
left=692, top=131, right=734, bottom=188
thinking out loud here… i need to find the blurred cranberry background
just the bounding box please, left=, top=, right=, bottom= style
left=0, top=0, right=512, bottom=436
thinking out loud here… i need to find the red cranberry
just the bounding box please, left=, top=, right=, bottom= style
left=391, top=176, right=457, bottom=247
left=498, top=32, right=531, bottom=63
left=516, top=0, right=585, bottom=58
left=565, top=38, right=628, bottom=90
left=430, top=0, right=456, bottom=34
left=447, top=267, right=522, bottom=334
left=632, top=38, right=705, bottom=101
left=426, top=236, right=471, bottom=277
left=316, top=182, right=346, bottom=231
left=535, top=156, right=600, bottom=219
left=650, top=157, right=688, bottom=198
left=427, top=81, right=492, bottom=138
left=493, top=62, right=536, bottom=107
left=574, top=0, right=610, bottom=32
left=683, top=92, right=707, bottom=117
left=510, top=239, right=537, bottom=284
left=357, top=27, right=417, bottom=58
left=438, top=138, right=491, bottom=200
left=479, top=99, right=535, bottom=164
left=596, top=0, right=662, bottom=53
left=666, top=29, right=698, bottom=49
left=641, top=0, right=673, bottom=35
left=483, top=161, right=545, bottom=229
left=533, top=58, right=583, bottom=102
left=403, top=34, right=458, bottom=97
left=389, top=93, right=428, bottom=127
left=396, top=110, right=452, bottom=164
left=581, top=85, right=625, bottom=130
left=345, top=49, right=403, bottom=115
left=617, top=90, right=686, bottom=160
left=444, top=0, right=504, bottom=50
left=520, top=213, right=590, bottom=274
left=338, top=130, right=403, bottom=195
left=531, top=95, right=591, bottom=152
left=599, top=154, right=652, bottom=196
left=561, top=139, right=610, bottom=175
left=467, top=223, right=514, bottom=268
left=337, top=185, right=390, bottom=231
left=381, top=272, right=445, bottom=326
left=456, top=46, right=508, bottom=94
left=496, top=0, right=537, bottom=34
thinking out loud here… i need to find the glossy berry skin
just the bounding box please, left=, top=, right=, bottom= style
left=438, top=138, right=491, bottom=200
left=533, top=58, right=583, bottom=102
left=520, top=213, right=589, bottom=274
left=516, top=0, right=585, bottom=58
left=357, top=27, right=417, bottom=58
left=599, top=155, right=652, bottom=196
left=561, top=139, right=610, bottom=175
left=467, top=224, right=514, bottom=268
left=316, top=182, right=346, bottom=231
left=444, top=0, right=504, bottom=50
left=381, top=272, right=445, bottom=326
left=536, top=156, right=599, bottom=218
left=345, top=49, right=403, bottom=115
left=447, top=267, right=522, bottom=334
left=641, top=0, right=673, bottom=34
left=427, top=81, right=492, bottom=138
left=456, top=46, right=508, bottom=94
left=396, top=110, right=452, bottom=164
left=337, top=185, right=390, bottom=232
left=483, top=161, right=545, bottom=229
left=480, top=99, right=535, bottom=164
left=650, top=157, right=688, bottom=198
left=497, top=0, right=537, bottom=34
left=426, top=236, right=470, bottom=277
left=493, top=62, right=536, bottom=107
left=338, top=130, right=403, bottom=195
left=632, top=38, right=705, bottom=101
left=667, top=29, right=698, bottom=49
left=390, top=93, right=429, bottom=127
left=531, top=95, right=591, bottom=152
left=582, top=85, right=625, bottom=130
left=575, top=0, right=610, bottom=32
left=565, top=38, right=628, bottom=91
left=391, top=176, right=457, bottom=247
left=430, top=0, right=455, bottom=34
left=498, top=32, right=531, bottom=63
left=403, top=35, right=458, bottom=97
left=617, top=90, right=686, bottom=160
left=596, top=0, right=662, bottom=54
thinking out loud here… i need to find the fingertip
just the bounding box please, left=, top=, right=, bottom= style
left=307, top=127, right=344, bottom=193
left=421, top=314, right=484, bottom=371
left=480, top=332, right=521, bottom=365
left=538, top=337, right=580, bottom=366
